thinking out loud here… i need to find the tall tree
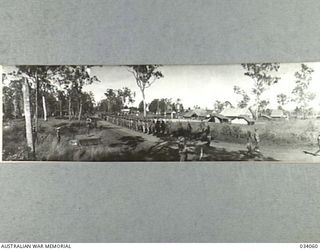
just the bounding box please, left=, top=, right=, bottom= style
left=53, top=66, right=99, bottom=120
left=21, top=77, right=33, bottom=152
left=128, top=65, right=163, bottom=117
left=148, top=99, right=160, bottom=113
left=3, top=70, right=35, bottom=152
left=213, top=100, right=233, bottom=113
left=117, top=87, right=135, bottom=108
left=292, top=64, right=315, bottom=118
left=138, top=100, right=144, bottom=113
left=233, top=85, right=250, bottom=108
left=242, top=63, right=280, bottom=118
left=276, top=93, right=288, bottom=110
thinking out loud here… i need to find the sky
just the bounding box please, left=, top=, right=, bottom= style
left=82, top=63, right=320, bottom=111
left=3, top=63, right=320, bottom=111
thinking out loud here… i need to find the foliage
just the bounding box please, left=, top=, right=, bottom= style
left=233, top=85, right=250, bottom=108
left=213, top=100, right=233, bottom=113
left=98, top=87, right=135, bottom=113
left=276, top=93, right=288, bottom=110
left=128, top=65, right=163, bottom=116
left=241, top=63, right=280, bottom=117
left=291, top=64, right=316, bottom=118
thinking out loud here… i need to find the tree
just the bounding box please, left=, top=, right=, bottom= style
left=148, top=99, right=160, bottom=113
left=138, top=100, right=144, bottom=113
left=3, top=70, right=34, bottom=153
left=53, top=66, right=99, bottom=120
left=292, top=64, right=316, bottom=118
left=276, top=93, right=288, bottom=110
left=213, top=100, right=233, bottom=113
left=117, top=87, right=135, bottom=108
left=175, top=98, right=184, bottom=112
left=3, top=86, right=15, bottom=119
left=258, top=100, right=270, bottom=114
left=14, top=66, right=62, bottom=127
left=21, top=78, right=33, bottom=152
left=100, top=87, right=135, bottom=113
left=242, top=63, right=280, bottom=118
left=128, top=65, right=163, bottom=117
left=159, top=98, right=172, bottom=114
left=233, top=85, right=250, bottom=108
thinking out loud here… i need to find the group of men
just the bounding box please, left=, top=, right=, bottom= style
left=105, top=115, right=172, bottom=136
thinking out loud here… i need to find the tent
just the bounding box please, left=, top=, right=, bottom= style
left=208, top=113, right=229, bottom=123
left=220, top=107, right=254, bottom=119
left=183, top=109, right=210, bottom=118
left=270, top=109, right=286, bottom=118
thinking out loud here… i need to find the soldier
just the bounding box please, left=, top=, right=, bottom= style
left=155, top=119, right=161, bottom=134
left=146, top=120, right=150, bottom=134
left=86, top=117, right=92, bottom=135
left=252, top=128, right=260, bottom=152
left=165, top=120, right=171, bottom=135
left=56, top=127, right=61, bottom=143
left=246, top=130, right=253, bottom=155
left=161, top=120, right=166, bottom=134
left=142, top=119, right=146, bottom=133
left=178, top=137, right=188, bottom=161
left=32, top=125, right=37, bottom=149
left=205, top=124, right=211, bottom=145
left=150, top=120, right=155, bottom=134
left=315, top=133, right=320, bottom=155
left=186, top=122, right=192, bottom=138
left=199, top=120, right=205, bottom=133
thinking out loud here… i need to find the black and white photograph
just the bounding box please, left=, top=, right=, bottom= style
left=3, top=63, right=320, bottom=162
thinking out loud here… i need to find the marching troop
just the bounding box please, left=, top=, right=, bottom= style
left=103, top=115, right=173, bottom=136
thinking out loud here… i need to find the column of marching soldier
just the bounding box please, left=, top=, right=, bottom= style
left=104, top=115, right=172, bottom=136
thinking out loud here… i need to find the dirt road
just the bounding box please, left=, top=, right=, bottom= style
left=211, top=141, right=320, bottom=163
left=26, top=119, right=320, bottom=162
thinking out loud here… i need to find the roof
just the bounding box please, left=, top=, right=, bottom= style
left=259, top=114, right=272, bottom=120
left=220, top=107, right=253, bottom=118
left=231, top=115, right=255, bottom=125
left=270, top=109, right=285, bottom=117
left=210, top=113, right=229, bottom=121
left=183, top=109, right=210, bottom=118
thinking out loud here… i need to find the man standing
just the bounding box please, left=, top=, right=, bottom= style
left=86, top=117, right=92, bottom=135
left=56, top=127, right=61, bottom=143
left=314, top=133, right=320, bottom=155
left=252, top=128, right=260, bottom=153
left=178, top=137, right=188, bottom=162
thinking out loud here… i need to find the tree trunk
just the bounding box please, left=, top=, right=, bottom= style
left=13, top=92, right=18, bottom=118
left=34, top=76, right=39, bottom=131
left=42, top=95, right=47, bottom=121
left=78, top=100, right=82, bottom=121
left=68, top=96, right=72, bottom=120
left=59, top=99, right=62, bottom=117
left=142, top=91, right=146, bottom=117
left=22, top=78, right=33, bottom=151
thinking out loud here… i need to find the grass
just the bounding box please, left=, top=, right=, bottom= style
left=168, top=119, right=320, bottom=147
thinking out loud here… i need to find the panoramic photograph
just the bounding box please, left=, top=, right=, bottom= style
left=2, top=63, right=320, bottom=162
